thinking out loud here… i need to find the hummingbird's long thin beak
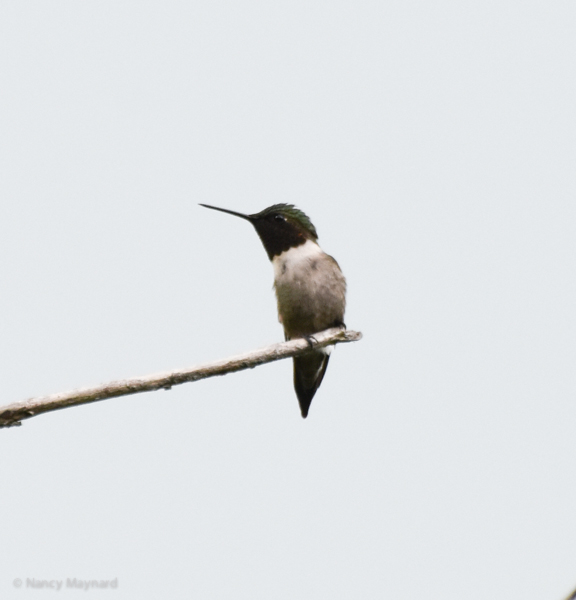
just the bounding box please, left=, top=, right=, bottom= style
left=199, top=204, right=254, bottom=221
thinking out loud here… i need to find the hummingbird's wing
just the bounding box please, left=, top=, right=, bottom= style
left=293, top=352, right=330, bottom=418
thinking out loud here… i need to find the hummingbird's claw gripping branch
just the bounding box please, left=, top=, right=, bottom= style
left=304, top=335, right=318, bottom=349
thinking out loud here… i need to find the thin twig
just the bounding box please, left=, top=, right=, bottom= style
left=564, top=587, right=576, bottom=600
left=0, top=328, right=362, bottom=428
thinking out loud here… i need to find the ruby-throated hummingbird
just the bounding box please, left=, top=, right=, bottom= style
left=200, top=203, right=347, bottom=418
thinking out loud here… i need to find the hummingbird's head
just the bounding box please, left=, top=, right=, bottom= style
left=199, top=203, right=318, bottom=260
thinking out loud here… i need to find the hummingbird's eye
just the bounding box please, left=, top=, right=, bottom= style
left=274, top=214, right=286, bottom=222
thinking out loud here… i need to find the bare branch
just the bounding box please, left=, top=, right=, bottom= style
left=564, top=586, right=576, bottom=600
left=0, top=328, right=362, bottom=428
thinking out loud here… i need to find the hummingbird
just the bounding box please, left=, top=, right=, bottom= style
left=199, top=203, right=347, bottom=418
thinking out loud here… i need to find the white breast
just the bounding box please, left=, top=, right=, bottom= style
left=272, top=239, right=324, bottom=282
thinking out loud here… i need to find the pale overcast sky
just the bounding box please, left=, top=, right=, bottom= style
left=1, top=1, right=576, bottom=599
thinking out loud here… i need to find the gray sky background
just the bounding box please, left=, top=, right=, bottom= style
left=1, top=1, right=576, bottom=599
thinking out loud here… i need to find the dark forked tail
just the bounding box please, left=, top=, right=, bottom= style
left=293, top=352, right=330, bottom=418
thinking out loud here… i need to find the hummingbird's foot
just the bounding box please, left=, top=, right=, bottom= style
left=304, top=335, right=318, bottom=349
left=333, top=320, right=346, bottom=330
